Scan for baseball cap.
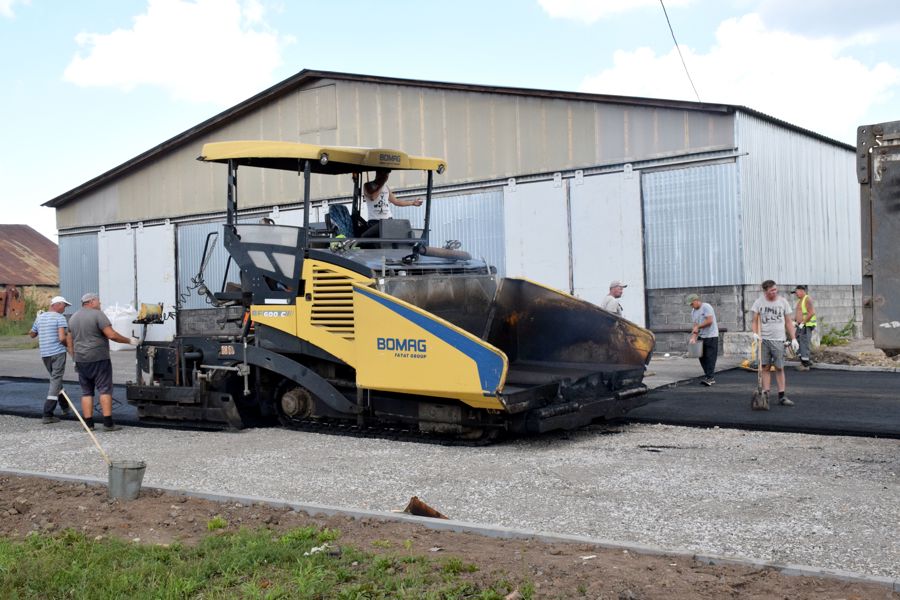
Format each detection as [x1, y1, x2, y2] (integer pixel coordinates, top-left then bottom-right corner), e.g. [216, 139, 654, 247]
[792, 285, 807, 292]
[50, 295, 71, 306]
[609, 280, 627, 289]
[686, 293, 700, 304]
[81, 292, 99, 303]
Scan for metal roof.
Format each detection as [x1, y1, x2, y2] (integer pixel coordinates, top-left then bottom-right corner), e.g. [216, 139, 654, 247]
[43, 69, 855, 209]
[0, 225, 59, 286]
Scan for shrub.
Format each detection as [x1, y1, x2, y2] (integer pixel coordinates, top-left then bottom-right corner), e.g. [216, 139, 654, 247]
[819, 319, 855, 346]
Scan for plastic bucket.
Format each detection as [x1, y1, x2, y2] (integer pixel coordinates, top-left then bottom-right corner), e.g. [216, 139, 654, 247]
[687, 341, 703, 358]
[108, 460, 146, 500]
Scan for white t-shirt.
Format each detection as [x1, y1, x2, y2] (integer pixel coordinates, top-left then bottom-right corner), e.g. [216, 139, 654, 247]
[600, 294, 622, 316]
[750, 295, 792, 341]
[364, 184, 392, 220]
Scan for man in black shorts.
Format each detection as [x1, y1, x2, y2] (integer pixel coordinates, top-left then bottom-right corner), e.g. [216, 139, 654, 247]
[68, 293, 136, 431]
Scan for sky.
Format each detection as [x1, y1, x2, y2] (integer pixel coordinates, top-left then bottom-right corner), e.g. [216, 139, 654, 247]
[2, 0, 898, 243]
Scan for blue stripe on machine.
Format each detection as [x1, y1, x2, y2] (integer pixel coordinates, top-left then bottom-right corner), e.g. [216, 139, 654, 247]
[356, 286, 504, 394]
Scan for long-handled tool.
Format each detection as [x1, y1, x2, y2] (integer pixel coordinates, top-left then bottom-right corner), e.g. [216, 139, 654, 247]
[59, 390, 146, 500]
[750, 337, 769, 411]
[59, 390, 111, 466]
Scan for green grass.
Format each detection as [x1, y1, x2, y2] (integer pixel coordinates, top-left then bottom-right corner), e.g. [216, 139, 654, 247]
[206, 515, 228, 531]
[0, 526, 530, 599]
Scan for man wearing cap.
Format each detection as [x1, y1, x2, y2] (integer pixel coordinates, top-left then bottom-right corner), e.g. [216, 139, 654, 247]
[68, 293, 136, 431]
[600, 280, 627, 316]
[792, 285, 816, 370]
[29, 296, 74, 423]
[688, 293, 719, 385]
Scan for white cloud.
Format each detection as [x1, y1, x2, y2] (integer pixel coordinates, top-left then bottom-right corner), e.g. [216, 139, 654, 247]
[63, 0, 294, 106]
[0, 0, 29, 18]
[579, 14, 900, 143]
[537, 0, 692, 24]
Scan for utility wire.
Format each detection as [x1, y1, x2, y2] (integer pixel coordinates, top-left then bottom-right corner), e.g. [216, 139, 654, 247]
[659, 0, 701, 103]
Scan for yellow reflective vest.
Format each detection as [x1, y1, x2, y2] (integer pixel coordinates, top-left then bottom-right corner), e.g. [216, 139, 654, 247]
[800, 295, 817, 327]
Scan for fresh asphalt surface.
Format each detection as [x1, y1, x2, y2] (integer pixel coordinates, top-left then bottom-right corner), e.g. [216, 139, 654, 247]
[2, 368, 898, 438]
[628, 367, 900, 438]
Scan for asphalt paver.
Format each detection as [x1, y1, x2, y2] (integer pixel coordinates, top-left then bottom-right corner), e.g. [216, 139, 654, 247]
[2, 366, 898, 438]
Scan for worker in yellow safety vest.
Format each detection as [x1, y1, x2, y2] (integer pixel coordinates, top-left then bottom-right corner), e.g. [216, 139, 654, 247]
[792, 285, 816, 370]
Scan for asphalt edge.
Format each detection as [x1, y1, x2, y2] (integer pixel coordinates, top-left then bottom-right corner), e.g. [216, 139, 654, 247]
[2, 468, 896, 592]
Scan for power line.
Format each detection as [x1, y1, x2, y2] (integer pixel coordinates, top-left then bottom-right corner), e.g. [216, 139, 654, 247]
[659, 0, 701, 103]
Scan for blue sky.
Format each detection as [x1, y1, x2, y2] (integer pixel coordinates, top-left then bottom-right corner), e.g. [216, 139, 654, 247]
[2, 0, 899, 242]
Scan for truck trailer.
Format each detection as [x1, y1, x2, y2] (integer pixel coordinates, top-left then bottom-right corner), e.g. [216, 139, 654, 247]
[858, 121, 900, 356]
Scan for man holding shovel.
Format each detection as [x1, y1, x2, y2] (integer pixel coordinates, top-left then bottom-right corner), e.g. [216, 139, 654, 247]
[750, 280, 800, 407]
[68, 293, 137, 431]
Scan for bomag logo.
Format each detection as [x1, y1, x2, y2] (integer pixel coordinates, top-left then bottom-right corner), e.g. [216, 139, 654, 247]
[376, 337, 427, 359]
[378, 153, 402, 164]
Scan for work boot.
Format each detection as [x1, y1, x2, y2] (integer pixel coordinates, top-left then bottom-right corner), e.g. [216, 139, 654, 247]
[779, 396, 795, 406]
[42, 416, 60, 424]
[102, 424, 122, 432]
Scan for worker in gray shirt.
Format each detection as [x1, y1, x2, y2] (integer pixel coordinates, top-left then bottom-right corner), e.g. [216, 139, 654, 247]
[68, 293, 136, 431]
[688, 293, 719, 386]
[600, 280, 626, 316]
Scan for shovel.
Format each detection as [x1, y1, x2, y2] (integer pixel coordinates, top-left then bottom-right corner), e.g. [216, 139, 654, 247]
[59, 390, 111, 466]
[750, 337, 769, 411]
[59, 390, 146, 500]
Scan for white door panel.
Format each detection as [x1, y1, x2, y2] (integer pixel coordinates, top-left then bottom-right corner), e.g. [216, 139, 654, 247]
[136, 224, 177, 342]
[570, 172, 646, 326]
[502, 180, 570, 292]
[98, 228, 136, 311]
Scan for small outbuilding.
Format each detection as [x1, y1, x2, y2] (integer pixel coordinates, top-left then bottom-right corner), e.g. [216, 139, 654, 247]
[0, 224, 60, 319]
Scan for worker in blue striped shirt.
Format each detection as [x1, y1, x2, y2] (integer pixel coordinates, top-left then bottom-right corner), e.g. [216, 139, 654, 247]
[29, 296, 74, 424]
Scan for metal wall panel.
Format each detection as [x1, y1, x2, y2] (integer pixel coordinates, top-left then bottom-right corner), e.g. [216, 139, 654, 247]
[57, 79, 735, 230]
[736, 111, 859, 285]
[98, 227, 136, 309]
[501, 181, 570, 290]
[135, 224, 176, 341]
[643, 162, 742, 288]
[571, 172, 646, 326]
[392, 189, 506, 277]
[58, 233, 98, 315]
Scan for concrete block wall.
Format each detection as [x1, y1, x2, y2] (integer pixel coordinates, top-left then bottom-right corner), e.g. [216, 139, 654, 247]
[647, 284, 861, 355]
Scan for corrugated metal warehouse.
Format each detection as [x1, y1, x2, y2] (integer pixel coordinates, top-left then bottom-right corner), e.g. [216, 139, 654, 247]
[44, 70, 860, 350]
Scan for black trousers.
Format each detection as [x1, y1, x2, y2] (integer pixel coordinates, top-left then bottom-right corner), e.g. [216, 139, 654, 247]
[698, 336, 719, 378]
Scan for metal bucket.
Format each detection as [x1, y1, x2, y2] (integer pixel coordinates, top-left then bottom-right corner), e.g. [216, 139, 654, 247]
[108, 460, 146, 500]
[687, 341, 703, 358]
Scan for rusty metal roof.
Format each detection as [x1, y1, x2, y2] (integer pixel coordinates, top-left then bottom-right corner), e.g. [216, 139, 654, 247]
[0, 225, 59, 286]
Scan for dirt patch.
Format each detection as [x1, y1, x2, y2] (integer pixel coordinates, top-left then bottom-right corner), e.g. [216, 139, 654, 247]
[812, 338, 900, 368]
[1, 474, 894, 599]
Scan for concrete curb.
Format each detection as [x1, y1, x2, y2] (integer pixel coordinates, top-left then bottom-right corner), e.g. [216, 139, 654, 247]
[2, 468, 897, 592]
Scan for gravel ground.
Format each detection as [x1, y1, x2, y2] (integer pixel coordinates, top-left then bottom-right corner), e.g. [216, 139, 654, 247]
[2, 414, 897, 579]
